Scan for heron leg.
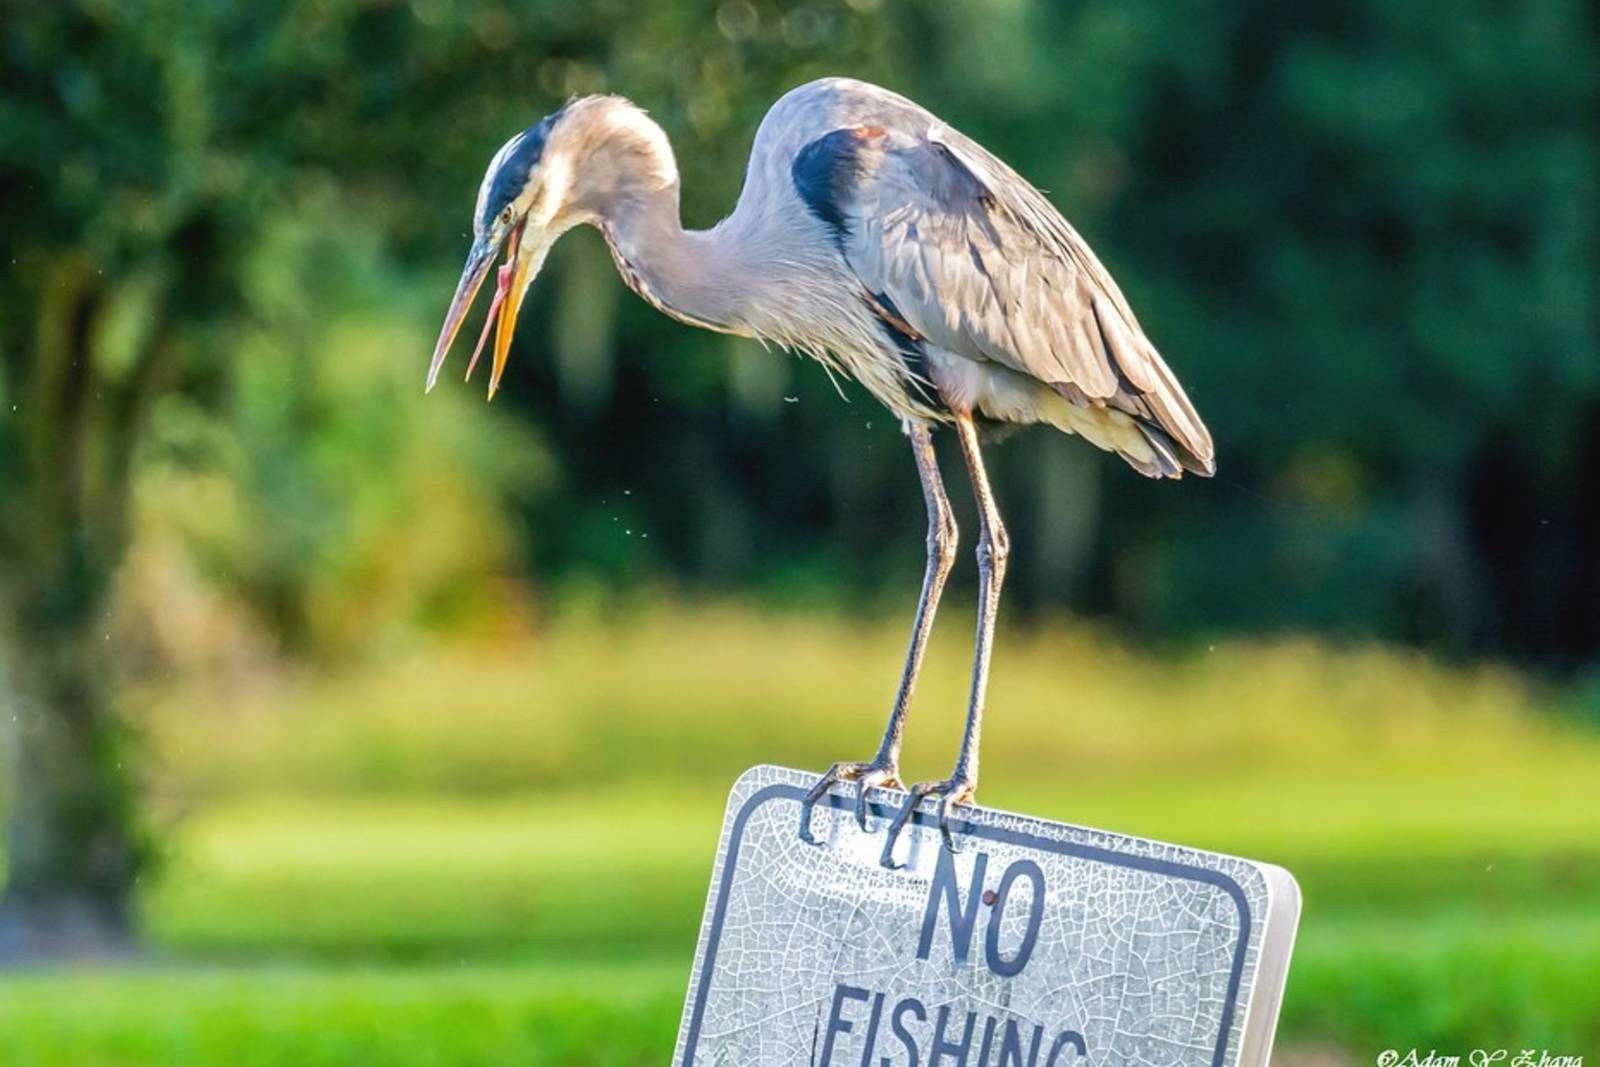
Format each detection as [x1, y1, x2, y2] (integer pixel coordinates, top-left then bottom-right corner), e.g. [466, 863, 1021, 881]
[800, 421, 958, 846]
[882, 412, 1007, 869]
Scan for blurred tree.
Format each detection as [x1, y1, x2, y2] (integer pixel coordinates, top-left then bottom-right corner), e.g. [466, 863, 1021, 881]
[1078, 0, 1599, 652]
[0, 0, 893, 953]
[127, 199, 553, 668]
[0, 2, 225, 954]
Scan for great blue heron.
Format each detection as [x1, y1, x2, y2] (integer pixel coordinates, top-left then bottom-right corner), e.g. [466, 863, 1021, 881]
[428, 78, 1214, 868]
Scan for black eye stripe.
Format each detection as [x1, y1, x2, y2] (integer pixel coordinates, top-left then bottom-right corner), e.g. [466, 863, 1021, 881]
[478, 103, 569, 233]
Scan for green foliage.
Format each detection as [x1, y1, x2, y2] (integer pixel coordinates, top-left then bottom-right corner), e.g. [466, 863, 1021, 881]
[0, 0, 903, 946]
[129, 199, 553, 662]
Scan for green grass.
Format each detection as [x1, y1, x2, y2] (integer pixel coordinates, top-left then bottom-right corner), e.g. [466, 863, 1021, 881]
[145, 794, 719, 960]
[127, 787, 1599, 1057]
[4, 602, 1598, 1063]
[1286, 913, 1600, 1048]
[143, 785, 1600, 961]
[140, 601, 1591, 803]
[3, 930, 1595, 1067]
[0, 963, 684, 1067]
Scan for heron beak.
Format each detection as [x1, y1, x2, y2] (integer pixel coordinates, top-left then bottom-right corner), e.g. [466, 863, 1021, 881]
[487, 227, 538, 400]
[426, 234, 501, 392]
[428, 219, 551, 400]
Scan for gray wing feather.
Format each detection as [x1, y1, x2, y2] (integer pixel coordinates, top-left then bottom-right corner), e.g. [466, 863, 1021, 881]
[827, 118, 1215, 475]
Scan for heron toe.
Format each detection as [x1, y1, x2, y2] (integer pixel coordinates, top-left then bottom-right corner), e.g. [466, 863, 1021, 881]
[798, 759, 902, 845]
[880, 774, 977, 869]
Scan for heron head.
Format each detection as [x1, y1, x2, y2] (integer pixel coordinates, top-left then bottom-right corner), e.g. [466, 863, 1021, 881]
[427, 96, 676, 398]
[426, 104, 568, 397]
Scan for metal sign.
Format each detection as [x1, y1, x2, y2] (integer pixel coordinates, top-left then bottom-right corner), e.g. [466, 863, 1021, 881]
[673, 766, 1300, 1067]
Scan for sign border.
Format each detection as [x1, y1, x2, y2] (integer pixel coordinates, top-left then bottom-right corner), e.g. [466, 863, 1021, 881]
[680, 782, 1254, 1067]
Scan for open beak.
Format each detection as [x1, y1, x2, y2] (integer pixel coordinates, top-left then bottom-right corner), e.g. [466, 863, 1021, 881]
[426, 220, 535, 399]
[485, 225, 537, 399]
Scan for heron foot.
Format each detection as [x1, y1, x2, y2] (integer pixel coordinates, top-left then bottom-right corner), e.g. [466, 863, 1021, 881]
[798, 759, 902, 845]
[880, 774, 976, 870]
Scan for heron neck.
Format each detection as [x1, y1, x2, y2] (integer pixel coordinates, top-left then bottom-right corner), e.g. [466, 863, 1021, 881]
[597, 184, 756, 337]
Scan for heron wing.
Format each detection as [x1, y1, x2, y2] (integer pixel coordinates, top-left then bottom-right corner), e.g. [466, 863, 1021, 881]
[798, 122, 1214, 476]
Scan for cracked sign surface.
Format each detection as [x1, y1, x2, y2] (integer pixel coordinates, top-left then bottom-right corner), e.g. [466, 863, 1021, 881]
[673, 766, 1299, 1067]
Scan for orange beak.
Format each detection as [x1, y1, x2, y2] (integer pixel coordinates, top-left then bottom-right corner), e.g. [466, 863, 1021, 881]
[487, 226, 536, 400]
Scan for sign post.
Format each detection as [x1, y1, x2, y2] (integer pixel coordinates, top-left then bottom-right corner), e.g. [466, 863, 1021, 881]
[674, 766, 1300, 1067]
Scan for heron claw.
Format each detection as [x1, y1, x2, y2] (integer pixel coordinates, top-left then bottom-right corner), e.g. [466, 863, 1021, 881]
[798, 760, 901, 845]
[853, 779, 874, 832]
[880, 774, 976, 869]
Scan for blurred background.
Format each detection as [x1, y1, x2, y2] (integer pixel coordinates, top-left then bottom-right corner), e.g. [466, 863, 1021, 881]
[1, 0, 1596, 1063]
